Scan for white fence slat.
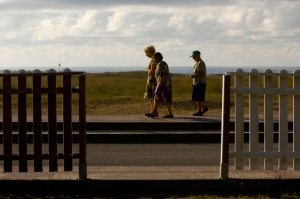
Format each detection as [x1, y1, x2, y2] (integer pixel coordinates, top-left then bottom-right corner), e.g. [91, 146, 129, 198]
[230, 88, 300, 95]
[249, 69, 259, 170]
[226, 71, 300, 77]
[230, 151, 300, 159]
[234, 69, 244, 170]
[293, 70, 300, 169]
[279, 70, 288, 170]
[264, 69, 274, 170]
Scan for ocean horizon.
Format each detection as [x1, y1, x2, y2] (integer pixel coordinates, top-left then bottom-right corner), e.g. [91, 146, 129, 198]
[1, 66, 299, 75]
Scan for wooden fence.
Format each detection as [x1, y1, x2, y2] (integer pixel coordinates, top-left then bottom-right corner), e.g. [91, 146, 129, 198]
[0, 69, 87, 179]
[220, 69, 300, 179]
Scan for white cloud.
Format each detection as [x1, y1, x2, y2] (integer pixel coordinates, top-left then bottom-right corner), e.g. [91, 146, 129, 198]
[168, 15, 186, 30]
[106, 12, 126, 32]
[145, 19, 157, 29]
[226, 29, 244, 37]
[217, 7, 244, 26]
[73, 10, 98, 34]
[197, 14, 215, 24]
[245, 8, 263, 26]
[0, 0, 299, 68]
[33, 15, 72, 40]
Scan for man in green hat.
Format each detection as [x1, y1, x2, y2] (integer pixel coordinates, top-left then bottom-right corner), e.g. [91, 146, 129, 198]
[190, 50, 209, 116]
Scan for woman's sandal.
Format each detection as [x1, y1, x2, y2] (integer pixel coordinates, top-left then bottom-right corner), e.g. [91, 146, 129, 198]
[145, 112, 158, 117]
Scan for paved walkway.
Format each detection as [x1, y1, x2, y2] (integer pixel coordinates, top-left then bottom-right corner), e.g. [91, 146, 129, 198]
[1, 165, 300, 180]
[0, 114, 298, 181]
[0, 114, 224, 123]
[0, 115, 299, 195]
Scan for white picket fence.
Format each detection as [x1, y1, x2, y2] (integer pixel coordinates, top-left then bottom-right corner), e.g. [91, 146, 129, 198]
[220, 68, 300, 179]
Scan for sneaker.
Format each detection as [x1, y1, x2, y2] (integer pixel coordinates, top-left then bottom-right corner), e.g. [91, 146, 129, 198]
[163, 114, 174, 118]
[145, 113, 156, 117]
[193, 107, 209, 116]
[145, 112, 158, 117]
[201, 106, 209, 115]
[193, 112, 202, 116]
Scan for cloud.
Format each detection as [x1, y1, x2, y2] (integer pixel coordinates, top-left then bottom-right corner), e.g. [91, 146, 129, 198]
[0, 0, 299, 67]
[106, 12, 126, 32]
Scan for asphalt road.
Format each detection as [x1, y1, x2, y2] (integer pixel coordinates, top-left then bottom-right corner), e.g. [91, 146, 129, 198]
[3, 143, 221, 167]
[85, 143, 221, 166]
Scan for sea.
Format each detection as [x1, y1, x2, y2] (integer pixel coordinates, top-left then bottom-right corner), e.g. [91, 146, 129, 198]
[2, 66, 299, 75]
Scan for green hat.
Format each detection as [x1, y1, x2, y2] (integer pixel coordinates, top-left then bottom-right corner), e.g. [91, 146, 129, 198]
[190, 50, 201, 57]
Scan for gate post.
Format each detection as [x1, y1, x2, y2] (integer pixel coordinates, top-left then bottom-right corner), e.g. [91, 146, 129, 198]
[79, 74, 87, 179]
[220, 75, 231, 179]
[33, 69, 43, 172]
[294, 70, 300, 169]
[3, 70, 12, 172]
[18, 70, 28, 172]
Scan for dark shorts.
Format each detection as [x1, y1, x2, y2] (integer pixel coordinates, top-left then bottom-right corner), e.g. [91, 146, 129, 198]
[192, 83, 206, 102]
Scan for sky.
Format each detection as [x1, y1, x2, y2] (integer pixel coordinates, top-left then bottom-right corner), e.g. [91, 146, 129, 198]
[0, 0, 300, 69]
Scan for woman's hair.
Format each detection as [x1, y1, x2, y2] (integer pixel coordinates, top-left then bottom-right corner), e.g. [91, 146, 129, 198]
[144, 45, 156, 54]
[153, 52, 163, 60]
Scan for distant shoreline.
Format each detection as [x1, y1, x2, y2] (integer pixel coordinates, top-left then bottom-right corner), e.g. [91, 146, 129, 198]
[1, 66, 299, 75]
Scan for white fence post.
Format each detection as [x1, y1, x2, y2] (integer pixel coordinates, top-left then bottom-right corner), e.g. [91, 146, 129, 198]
[264, 69, 274, 170]
[249, 69, 259, 170]
[235, 69, 244, 170]
[293, 70, 300, 169]
[279, 69, 288, 170]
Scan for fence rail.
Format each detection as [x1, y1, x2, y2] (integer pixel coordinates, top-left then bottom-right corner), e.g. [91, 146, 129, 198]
[220, 69, 300, 179]
[0, 69, 87, 179]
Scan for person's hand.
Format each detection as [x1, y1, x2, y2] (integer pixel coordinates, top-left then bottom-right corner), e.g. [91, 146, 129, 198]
[190, 72, 196, 78]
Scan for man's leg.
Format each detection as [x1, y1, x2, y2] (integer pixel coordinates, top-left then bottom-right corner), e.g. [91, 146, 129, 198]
[197, 101, 202, 113]
[165, 103, 173, 116]
[199, 101, 209, 114]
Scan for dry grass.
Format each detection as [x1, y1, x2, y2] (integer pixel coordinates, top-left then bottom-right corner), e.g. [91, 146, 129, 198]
[82, 72, 224, 115]
[0, 71, 295, 116]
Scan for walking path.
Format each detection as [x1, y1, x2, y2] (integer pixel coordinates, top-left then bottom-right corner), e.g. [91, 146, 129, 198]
[0, 114, 299, 195]
[1, 165, 300, 180]
[0, 114, 298, 180]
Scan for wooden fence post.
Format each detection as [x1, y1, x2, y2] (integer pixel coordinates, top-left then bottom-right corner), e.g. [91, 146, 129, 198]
[3, 70, 12, 172]
[33, 69, 43, 172]
[220, 74, 230, 179]
[249, 69, 259, 170]
[293, 70, 300, 169]
[279, 69, 288, 170]
[235, 69, 244, 170]
[18, 70, 28, 172]
[48, 69, 58, 171]
[264, 69, 274, 170]
[63, 69, 73, 171]
[79, 74, 87, 179]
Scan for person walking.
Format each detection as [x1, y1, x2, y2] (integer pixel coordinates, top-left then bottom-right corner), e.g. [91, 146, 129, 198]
[143, 45, 157, 114]
[190, 50, 209, 116]
[145, 52, 173, 118]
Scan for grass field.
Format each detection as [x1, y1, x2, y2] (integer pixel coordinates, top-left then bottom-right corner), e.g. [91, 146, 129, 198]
[83, 71, 224, 115]
[82, 71, 293, 116]
[0, 70, 294, 116]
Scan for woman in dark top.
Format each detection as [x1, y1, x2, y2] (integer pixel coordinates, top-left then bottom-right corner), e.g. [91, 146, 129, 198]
[145, 52, 173, 118]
